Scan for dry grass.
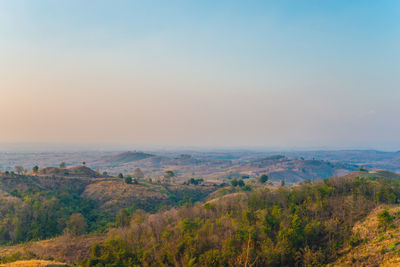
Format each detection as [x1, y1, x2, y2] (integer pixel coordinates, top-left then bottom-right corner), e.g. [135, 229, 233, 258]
[81, 178, 168, 211]
[0, 234, 105, 264]
[0, 260, 67, 267]
[328, 205, 400, 267]
[81, 178, 217, 213]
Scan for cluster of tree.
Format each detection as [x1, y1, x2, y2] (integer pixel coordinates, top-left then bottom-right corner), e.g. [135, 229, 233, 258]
[230, 179, 252, 192]
[119, 168, 144, 183]
[0, 170, 219, 246]
[124, 176, 138, 185]
[377, 208, 395, 231]
[0, 188, 110, 245]
[185, 178, 204, 185]
[85, 174, 400, 266]
[230, 178, 245, 187]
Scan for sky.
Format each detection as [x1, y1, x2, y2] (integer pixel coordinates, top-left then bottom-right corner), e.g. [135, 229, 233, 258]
[0, 0, 399, 150]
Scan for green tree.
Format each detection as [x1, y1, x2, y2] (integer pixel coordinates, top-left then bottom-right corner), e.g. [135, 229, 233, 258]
[32, 165, 39, 173]
[259, 174, 269, 183]
[125, 176, 132, 184]
[188, 178, 204, 185]
[118, 173, 124, 179]
[377, 209, 394, 231]
[231, 179, 238, 187]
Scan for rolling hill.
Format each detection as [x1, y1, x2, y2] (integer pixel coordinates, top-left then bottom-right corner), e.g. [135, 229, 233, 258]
[0, 166, 219, 249]
[2, 169, 400, 266]
[92, 153, 358, 184]
[102, 151, 154, 163]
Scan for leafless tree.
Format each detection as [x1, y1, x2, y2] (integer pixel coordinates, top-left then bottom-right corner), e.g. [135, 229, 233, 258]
[14, 166, 24, 175]
[133, 168, 144, 179]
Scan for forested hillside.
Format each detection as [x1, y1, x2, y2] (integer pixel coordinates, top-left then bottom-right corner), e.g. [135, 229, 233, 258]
[0, 169, 217, 246]
[2, 170, 400, 266]
[84, 171, 400, 266]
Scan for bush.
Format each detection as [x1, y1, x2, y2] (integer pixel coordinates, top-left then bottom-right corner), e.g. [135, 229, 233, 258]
[125, 176, 132, 184]
[242, 185, 252, 191]
[349, 231, 363, 247]
[377, 209, 394, 231]
[259, 174, 269, 183]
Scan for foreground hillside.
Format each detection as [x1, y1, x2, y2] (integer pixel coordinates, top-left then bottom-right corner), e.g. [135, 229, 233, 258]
[0, 168, 218, 246]
[2, 170, 400, 266]
[83, 170, 400, 266]
[329, 205, 400, 266]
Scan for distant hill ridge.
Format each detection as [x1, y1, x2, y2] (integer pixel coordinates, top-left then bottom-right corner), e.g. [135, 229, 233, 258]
[104, 151, 154, 163]
[36, 165, 100, 178]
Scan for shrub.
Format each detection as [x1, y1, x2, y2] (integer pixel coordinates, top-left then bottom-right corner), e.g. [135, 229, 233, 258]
[377, 209, 394, 231]
[125, 176, 132, 184]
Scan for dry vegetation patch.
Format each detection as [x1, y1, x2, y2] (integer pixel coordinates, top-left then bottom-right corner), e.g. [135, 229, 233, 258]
[81, 179, 168, 211]
[329, 205, 400, 266]
[0, 260, 67, 267]
[0, 234, 105, 264]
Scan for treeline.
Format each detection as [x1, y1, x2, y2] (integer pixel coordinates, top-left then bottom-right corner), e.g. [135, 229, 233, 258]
[85, 174, 400, 266]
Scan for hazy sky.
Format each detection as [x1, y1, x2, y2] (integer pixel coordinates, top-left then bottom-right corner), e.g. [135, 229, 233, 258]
[0, 1, 399, 150]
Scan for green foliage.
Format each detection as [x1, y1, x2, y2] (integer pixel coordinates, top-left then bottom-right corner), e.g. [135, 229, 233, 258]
[349, 231, 363, 247]
[259, 174, 269, 183]
[187, 178, 204, 185]
[124, 176, 132, 184]
[118, 173, 124, 179]
[377, 209, 395, 231]
[0, 187, 110, 245]
[32, 166, 39, 173]
[84, 174, 400, 266]
[86, 238, 140, 266]
[242, 185, 252, 191]
[231, 179, 245, 187]
[0, 252, 32, 264]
